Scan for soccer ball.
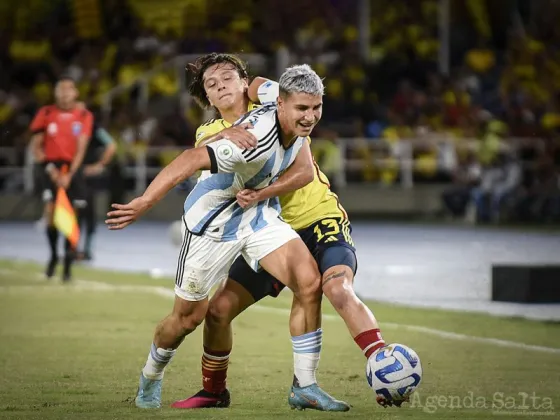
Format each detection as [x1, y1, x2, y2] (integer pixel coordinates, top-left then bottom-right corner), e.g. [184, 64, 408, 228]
[168, 220, 184, 247]
[366, 343, 422, 406]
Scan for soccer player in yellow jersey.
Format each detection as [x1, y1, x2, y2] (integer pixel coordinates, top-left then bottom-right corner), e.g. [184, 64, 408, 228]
[173, 54, 388, 410]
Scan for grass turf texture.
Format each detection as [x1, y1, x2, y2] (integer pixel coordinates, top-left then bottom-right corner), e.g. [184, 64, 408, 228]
[0, 259, 559, 420]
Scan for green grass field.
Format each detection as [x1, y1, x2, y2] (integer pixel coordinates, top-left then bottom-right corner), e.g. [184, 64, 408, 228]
[0, 259, 559, 420]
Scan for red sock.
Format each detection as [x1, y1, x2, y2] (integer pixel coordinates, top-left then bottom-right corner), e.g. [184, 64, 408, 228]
[201, 346, 230, 394]
[354, 329, 385, 358]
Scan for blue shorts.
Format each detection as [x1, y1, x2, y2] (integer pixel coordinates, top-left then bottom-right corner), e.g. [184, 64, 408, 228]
[228, 217, 357, 301]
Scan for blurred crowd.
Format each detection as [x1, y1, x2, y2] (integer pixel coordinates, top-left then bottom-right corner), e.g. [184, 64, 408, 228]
[0, 0, 559, 222]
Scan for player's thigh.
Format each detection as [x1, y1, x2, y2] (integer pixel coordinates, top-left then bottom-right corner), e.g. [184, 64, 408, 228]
[319, 245, 357, 280]
[227, 255, 286, 302]
[243, 221, 320, 294]
[39, 165, 56, 207]
[298, 217, 357, 290]
[174, 223, 242, 302]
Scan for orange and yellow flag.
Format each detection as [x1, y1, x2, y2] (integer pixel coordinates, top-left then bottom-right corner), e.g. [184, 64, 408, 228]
[53, 168, 80, 249]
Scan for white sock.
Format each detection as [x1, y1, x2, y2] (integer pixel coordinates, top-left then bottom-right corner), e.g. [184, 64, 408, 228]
[291, 329, 322, 387]
[142, 343, 176, 380]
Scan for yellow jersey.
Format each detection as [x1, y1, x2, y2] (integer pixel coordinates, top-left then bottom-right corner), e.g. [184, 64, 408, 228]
[194, 103, 347, 231]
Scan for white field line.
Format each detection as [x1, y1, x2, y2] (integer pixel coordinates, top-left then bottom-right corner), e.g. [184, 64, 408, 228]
[1, 268, 559, 355]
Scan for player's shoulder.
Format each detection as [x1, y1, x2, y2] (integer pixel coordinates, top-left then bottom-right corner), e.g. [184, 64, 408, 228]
[196, 118, 227, 142]
[199, 117, 219, 128]
[38, 104, 56, 116]
[238, 106, 282, 162]
[79, 108, 93, 119]
[248, 101, 260, 111]
[239, 104, 277, 136]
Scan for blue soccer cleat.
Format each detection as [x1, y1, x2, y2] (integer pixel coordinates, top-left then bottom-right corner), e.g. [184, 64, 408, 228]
[289, 384, 350, 412]
[134, 372, 163, 409]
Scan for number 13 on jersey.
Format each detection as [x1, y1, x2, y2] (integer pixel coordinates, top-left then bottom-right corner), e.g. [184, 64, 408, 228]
[313, 218, 354, 246]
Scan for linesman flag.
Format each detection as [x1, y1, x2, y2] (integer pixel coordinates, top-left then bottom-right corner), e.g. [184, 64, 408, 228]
[53, 166, 80, 249]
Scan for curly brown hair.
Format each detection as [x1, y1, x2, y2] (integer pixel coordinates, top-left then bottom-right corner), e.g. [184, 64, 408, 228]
[186, 53, 249, 109]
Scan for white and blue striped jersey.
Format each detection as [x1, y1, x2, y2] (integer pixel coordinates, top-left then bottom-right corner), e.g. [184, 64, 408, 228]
[183, 104, 305, 241]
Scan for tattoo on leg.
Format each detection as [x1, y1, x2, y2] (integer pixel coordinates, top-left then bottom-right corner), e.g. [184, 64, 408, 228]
[322, 271, 345, 287]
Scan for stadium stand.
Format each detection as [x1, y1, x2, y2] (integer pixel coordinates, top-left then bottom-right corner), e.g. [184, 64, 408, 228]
[0, 0, 558, 223]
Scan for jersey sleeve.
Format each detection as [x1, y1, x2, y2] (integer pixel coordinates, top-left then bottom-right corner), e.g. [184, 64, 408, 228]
[195, 120, 225, 147]
[257, 80, 279, 105]
[29, 107, 48, 133]
[206, 139, 246, 174]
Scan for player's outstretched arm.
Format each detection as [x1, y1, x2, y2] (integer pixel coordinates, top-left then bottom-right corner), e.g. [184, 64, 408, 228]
[106, 147, 212, 230]
[196, 123, 256, 149]
[236, 141, 314, 208]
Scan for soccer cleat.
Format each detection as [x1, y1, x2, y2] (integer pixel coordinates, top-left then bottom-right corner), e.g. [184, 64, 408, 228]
[134, 372, 163, 409]
[289, 384, 350, 412]
[171, 389, 231, 409]
[45, 257, 58, 279]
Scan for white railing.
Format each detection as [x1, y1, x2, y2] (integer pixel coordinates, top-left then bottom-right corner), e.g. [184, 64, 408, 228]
[1, 137, 545, 195]
[106, 136, 545, 195]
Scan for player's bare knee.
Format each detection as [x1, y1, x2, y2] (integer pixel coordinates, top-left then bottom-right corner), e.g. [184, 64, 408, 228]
[206, 297, 234, 327]
[175, 311, 205, 333]
[322, 267, 355, 311]
[172, 298, 207, 333]
[294, 267, 322, 303]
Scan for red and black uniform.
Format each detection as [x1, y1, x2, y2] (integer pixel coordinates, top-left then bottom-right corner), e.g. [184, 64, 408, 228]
[30, 105, 93, 202]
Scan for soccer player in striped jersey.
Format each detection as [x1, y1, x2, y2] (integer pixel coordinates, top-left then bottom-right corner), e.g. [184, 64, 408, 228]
[175, 53, 387, 410]
[106, 63, 348, 411]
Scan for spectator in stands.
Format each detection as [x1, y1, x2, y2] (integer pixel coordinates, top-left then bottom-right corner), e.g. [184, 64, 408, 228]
[442, 150, 481, 219]
[311, 130, 343, 194]
[2, 0, 560, 230]
[515, 152, 560, 222]
[470, 151, 522, 223]
[464, 37, 496, 75]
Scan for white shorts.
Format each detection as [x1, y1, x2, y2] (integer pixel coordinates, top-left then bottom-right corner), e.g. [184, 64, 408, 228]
[174, 217, 299, 301]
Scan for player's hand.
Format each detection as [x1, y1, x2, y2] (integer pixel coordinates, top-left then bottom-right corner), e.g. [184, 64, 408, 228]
[57, 173, 72, 189]
[236, 189, 261, 208]
[46, 164, 59, 183]
[84, 163, 104, 177]
[106, 196, 151, 230]
[221, 123, 257, 150]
